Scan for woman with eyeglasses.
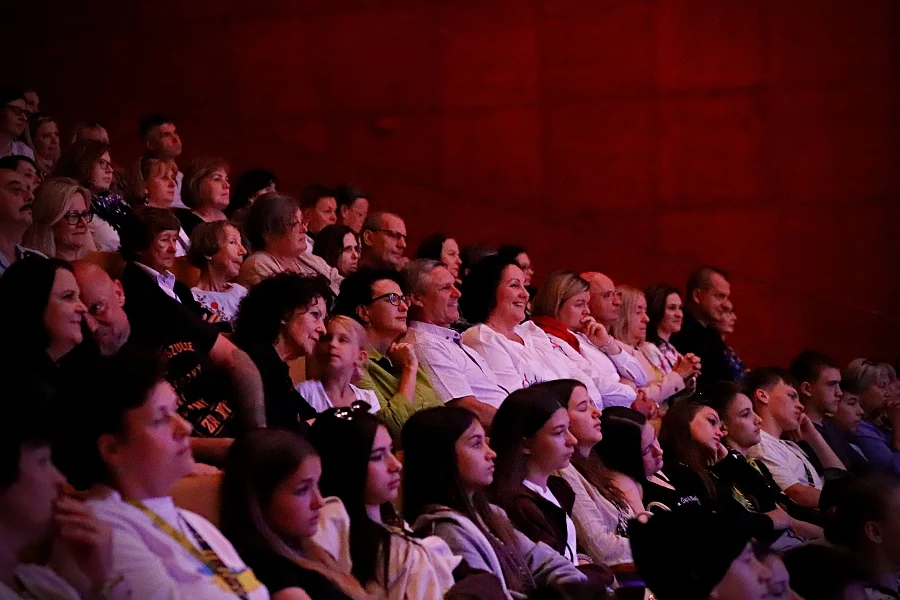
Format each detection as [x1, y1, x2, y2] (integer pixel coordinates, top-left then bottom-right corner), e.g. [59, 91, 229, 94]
[0, 88, 35, 160]
[55, 140, 126, 251]
[332, 269, 442, 439]
[309, 405, 459, 599]
[238, 193, 343, 295]
[24, 177, 98, 261]
[843, 358, 900, 476]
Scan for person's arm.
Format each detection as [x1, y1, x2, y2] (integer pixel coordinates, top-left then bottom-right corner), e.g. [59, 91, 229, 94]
[798, 415, 846, 471]
[516, 530, 586, 587]
[447, 396, 497, 429]
[855, 421, 900, 475]
[783, 483, 821, 508]
[790, 519, 823, 540]
[462, 329, 527, 393]
[207, 335, 266, 430]
[560, 468, 633, 566]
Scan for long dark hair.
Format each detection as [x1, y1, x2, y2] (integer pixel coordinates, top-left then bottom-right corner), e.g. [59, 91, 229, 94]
[459, 253, 518, 324]
[535, 380, 629, 511]
[313, 224, 358, 269]
[644, 283, 681, 346]
[488, 386, 562, 505]
[658, 400, 718, 499]
[220, 428, 371, 600]
[308, 408, 396, 589]
[595, 407, 650, 483]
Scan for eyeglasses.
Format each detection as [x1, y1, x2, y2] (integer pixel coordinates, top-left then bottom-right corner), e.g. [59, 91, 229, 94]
[4, 105, 33, 120]
[369, 228, 407, 244]
[61, 210, 94, 225]
[97, 158, 113, 171]
[367, 292, 409, 307]
[332, 401, 371, 421]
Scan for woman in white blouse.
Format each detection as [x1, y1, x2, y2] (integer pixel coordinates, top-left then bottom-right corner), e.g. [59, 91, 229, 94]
[459, 255, 603, 404]
[610, 285, 699, 404]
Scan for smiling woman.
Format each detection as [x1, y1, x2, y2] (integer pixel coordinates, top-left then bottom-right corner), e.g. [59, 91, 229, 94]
[24, 177, 97, 260]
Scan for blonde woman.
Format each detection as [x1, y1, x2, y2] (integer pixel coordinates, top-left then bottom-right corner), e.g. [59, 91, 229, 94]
[23, 176, 97, 260]
[131, 155, 189, 255]
[610, 285, 699, 404]
[298, 316, 381, 414]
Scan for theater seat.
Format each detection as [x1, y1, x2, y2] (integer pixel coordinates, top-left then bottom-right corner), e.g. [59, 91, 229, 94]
[172, 473, 223, 527]
[172, 257, 200, 288]
[84, 251, 125, 280]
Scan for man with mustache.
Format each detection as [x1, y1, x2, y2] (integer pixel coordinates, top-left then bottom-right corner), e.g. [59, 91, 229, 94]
[0, 164, 43, 276]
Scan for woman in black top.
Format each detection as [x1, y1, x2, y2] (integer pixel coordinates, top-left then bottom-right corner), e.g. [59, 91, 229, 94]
[220, 428, 372, 600]
[233, 273, 331, 431]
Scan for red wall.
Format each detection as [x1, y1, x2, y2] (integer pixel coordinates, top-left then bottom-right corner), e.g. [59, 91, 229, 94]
[9, 0, 900, 368]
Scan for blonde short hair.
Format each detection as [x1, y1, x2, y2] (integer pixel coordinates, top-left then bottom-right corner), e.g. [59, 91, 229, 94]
[531, 270, 590, 319]
[326, 315, 367, 350]
[23, 177, 92, 257]
[610, 285, 645, 343]
[130, 155, 177, 204]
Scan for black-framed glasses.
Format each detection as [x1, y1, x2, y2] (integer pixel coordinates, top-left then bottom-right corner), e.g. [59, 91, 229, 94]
[366, 292, 409, 307]
[4, 105, 33, 120]
[61, 210, 94, 225]
[332, 401, 371, 421]
[369, 228, 407, 244]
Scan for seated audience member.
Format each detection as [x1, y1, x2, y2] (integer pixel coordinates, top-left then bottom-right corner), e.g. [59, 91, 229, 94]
[541, 380, 635, 566]
[335, 183, 369, 234]
[643, 283, 695, 376]
[402, 407, 587, 599]
[0, 163, 42, 275]
[358, 212, 407, 271]
[782, 544, 868, 600]
[628, 507, 772, 600]
[24, 177, 96, 261]
[715, 303, 746, 383]
[313, 224, 360, 277]
[657, 400, 784, 546]
[703, 382, 823, 538]
[72, 262, 264, 457]
[70, 121, 110, 145]
[0, 396, 130, 600]
[416, 233, 462, 283]
[843, 358, 900, 475]
[310, 407, 460, 599]
[826, 473, 900, 599]
[55, 140, 124, 250]
[130, 154, 188, 254]
[532, 271, 648, 409]
[232, 273, 330, 431]
[301, 184, 338, 243]
[57, 352, 269, 600]
[832, 377, 870, 470]
[459, 256, 603, 406]
[220, 428, 373, 600]
[745, 367, 845, 508]
[298, 315, 380, 413]
[0, 88, 34, 159]
[404, 258, 504, 423]
[176, 156, 230, 236]
[332, 269, 442, 438]
[489, 386, 580, 563]
[460, 243, 495, 281]
[790, 350, 865, 473]
[670, 266, 736, 387]
[227, 168, 277, 220]
[139, 114, 184, 208]
[30, 114, 60, 178]
[189, 221, 248, 329]
[1, 154, 39, 192]
[497, 244, 535, 291]
[595, 407, 677, 515]
[610, 285, 698, 404]
[238, 193, 342, 294]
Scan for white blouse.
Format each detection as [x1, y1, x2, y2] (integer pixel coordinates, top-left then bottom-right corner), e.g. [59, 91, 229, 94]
[295, 380, 381, 414]
[191, 284, 249, 324]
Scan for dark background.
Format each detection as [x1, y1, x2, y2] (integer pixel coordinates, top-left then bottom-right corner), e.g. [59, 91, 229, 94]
[8, 0, 900, 368]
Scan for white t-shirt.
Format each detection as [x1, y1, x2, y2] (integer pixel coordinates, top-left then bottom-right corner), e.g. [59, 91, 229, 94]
[79, 491, 270, 600]
[191, 284, 248, 324]
[296, 379, 380, 413]
[522, 479, 578, 564]
[749, 430, 824, 491]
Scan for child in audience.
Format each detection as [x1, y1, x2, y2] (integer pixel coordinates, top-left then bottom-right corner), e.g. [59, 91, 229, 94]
[220, 428, 374, 600]
[844, 358, 900, 476]
[189, 221, 248, 329]
[57, 350, 270, 600]
[298, 315, 380, 413]
[24, 177, 97, 261]
[832, 377, 870, 470]
[402, 406, 586, 600]
[310, 406, 460, 599]
[488, 386, 579, 563]
[313, 224, 360, 277]
[177, 156, 230, 236]
[541, 380, 635, 566]
[0, 391, 130, 600]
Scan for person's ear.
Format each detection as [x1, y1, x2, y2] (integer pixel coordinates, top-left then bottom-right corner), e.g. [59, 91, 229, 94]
[754, 389, 769, 407]
[799, 381, 813, 399]
[362, 230, 373, 247]
[356, 305, 370, 327]
[113, 280, 126, 307]
[409, 292, 425, 310]
[522, 437, 533, 456]
[864, 520, 883, 545]
[97, 433, 124, 473]
[691, 288, 702, 305]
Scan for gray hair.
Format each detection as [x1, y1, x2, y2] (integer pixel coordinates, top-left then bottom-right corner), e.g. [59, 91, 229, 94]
[404, 258, 444, 297]
[844, 358, 889, 393]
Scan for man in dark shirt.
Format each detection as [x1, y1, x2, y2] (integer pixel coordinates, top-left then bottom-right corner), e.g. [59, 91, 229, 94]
[671, 266, 734, 388]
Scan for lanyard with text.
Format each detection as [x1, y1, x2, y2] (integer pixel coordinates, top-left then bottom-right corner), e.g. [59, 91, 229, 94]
[126, 499, 250, 600]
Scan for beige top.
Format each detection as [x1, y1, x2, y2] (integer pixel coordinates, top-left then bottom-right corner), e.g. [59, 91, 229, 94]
[238, 250, 343, 294]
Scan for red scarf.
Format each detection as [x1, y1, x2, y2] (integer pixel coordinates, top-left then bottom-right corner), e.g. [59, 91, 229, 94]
[532, 316, 580, 353]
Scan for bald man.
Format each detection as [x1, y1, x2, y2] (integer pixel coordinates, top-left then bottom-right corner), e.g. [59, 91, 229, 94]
[72, 261, 265, 448]
[359, 211, 408, 270]
[581, 271, 621, 330]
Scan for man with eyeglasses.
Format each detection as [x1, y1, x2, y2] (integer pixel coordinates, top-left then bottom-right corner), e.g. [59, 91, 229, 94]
[359, 211, 408, 271]
[0, 89, 35, 160]
[0, 164, 44, 276]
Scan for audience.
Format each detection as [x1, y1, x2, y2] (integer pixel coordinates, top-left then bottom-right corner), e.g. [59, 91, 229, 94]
[298, 315, 380, 413]
[310, 407, 459, 599]
[313, 224, 360, 277]
[404, 258, 504, 425]
[228, 168, 278, 219]
[177, 156, 230, 236]
[0, 163, 40, 275]
[843, 358, 900, 475]
[832, 376, 870, 471]
[402, 406, 587, 599]
[497, 244, 535, 290]
[188, 221, 248, 329]
[139, 114, 184, 208]
[232, 273, 331, 431]
[671, 266, 736, 386]
[2, 154, 39, 193]
[416, 233, 462, 283]
[714, 303, 746, 383]
[782, 544, 868, 600]
[359, 212, 407, 271]
[29, 113, 60, 177]
[332, 268, 442, 438]
[301, 184, 338, 243]
[643, 283, 694, 378]
[335, 184, 368, 234]
[23, 176, 96, 261]
[220, 428, 372, 600]
[0, 89, 34, 159]
[238, 193, 342, 294]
